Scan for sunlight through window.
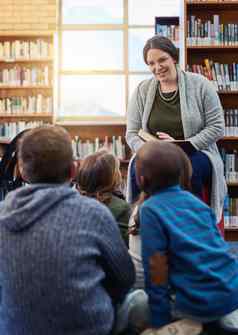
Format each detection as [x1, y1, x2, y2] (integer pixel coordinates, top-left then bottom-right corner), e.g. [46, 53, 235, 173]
[58, 0, 181, 122]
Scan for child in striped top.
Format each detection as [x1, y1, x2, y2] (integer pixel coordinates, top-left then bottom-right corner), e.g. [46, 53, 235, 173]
[136, 141, 238, 332]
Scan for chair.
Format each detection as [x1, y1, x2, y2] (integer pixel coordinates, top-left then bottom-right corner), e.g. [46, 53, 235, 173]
[0, 130, 28, 200]
[201, 185, 224, 237]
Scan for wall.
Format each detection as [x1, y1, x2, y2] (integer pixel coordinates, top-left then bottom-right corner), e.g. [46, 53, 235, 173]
[0, 0, 57, 33]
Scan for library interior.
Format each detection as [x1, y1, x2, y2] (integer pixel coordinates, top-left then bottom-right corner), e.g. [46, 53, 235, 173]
[0, 1, 238, 335]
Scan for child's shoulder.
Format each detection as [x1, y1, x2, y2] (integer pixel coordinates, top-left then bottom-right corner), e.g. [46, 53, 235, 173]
[110, 194, 131, 211]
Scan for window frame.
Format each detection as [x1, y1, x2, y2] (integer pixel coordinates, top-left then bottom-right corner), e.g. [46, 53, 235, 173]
[57, 0, 179, 124]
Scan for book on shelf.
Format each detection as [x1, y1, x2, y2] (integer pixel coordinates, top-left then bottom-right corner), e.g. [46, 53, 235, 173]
[138, 129, 197, 155]
[187, 60, 238, 92]
[186, 14, 238, 46]
[224, 109, 238, 136]
[0, 39, 52, 61]
[224, 195, 238, 229]
[71, 136, 126, 160]
[155, 16, 180, 49]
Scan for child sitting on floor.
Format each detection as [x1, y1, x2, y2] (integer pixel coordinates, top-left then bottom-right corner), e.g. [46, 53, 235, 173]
[76, 150, 131, 245]
[0, 126, 143, 335]
[135, 141, 238, 332]
[129, 146, 192, 289]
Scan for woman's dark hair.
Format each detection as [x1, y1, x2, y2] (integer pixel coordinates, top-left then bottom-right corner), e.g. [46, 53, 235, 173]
[143, 35, 179, 65]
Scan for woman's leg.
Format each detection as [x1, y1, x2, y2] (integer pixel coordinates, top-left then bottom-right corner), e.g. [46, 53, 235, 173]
[130, 158, 141, 203]
[188, 151, 212, 199]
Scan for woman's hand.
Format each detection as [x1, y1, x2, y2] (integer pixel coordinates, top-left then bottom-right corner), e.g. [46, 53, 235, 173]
[156, 132, 175, 141]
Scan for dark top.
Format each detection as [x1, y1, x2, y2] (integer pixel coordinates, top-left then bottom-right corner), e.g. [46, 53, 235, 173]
[148, 88, 184, 140]
[107, 194, 131, 247]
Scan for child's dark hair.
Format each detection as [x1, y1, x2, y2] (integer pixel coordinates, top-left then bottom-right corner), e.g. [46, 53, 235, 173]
[135, 141, 185, 195]
[76, 150, 121, 204]
[129, 142, 192, 235]
[18, 126, 73, 184]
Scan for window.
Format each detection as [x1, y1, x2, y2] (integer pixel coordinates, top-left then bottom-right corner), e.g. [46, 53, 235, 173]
[57, 0, 181, 123]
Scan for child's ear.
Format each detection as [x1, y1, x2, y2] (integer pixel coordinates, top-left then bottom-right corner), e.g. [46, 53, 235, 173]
[140, 175, 151, 194]
[17, 160, 28, 182]
[138, 175, 145, 191]
[69, 161, 78, 181]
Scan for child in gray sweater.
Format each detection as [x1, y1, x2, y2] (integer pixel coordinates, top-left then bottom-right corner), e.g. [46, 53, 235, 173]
[0, 126, 147, 335]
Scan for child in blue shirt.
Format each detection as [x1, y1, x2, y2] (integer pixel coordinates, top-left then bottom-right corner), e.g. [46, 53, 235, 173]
[136, 141, 238, 332]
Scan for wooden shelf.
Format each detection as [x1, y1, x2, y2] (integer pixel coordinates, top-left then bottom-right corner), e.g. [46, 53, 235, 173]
[0, 58, 53, 63]
[0, 86, 52, 89]
[221, 136, 238, 141]
[225, 227, 238, 231]
[0, 113, 52, 119]
[225, 228, 238, 241]
[218, 91, 238, 94]
[227, 182, 238, 187]
[187, 1, 238, 6]
[0, 32, 54, 37]
[187, 45, 238, 49]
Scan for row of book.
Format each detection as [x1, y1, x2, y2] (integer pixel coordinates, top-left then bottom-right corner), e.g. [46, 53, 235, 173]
[224, 109, 238, 137]
[0, 124, 127, 161]
[0, 95, 53, 115]
[187, 15, 238, 46]
[220, 150, 238, 183]
[0, 121, 49, 139]
[224, 196, 238, 229]
[187, 60, 238, 91]
[156, 24, 179, 46]
[0, 40, 52, 60]
[72, 136, 126, 160]
[0, 66, 50, 86]
[187, 1, 238, 2]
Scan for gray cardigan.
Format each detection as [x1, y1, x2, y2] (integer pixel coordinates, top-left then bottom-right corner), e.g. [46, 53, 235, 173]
[126, 67, 227, 221]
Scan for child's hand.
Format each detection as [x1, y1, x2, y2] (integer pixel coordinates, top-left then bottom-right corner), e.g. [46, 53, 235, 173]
[156, 132, 175, 141]
[140, 319, 202, 335]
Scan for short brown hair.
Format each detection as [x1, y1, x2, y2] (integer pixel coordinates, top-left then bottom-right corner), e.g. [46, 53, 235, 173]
[143, 35, 178, 65]
[76, 150, 121, 204]
[18, 126, 73, 183]
[136, 141, 186, 195]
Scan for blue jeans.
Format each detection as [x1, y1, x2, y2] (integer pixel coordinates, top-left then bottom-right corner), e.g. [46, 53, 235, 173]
[188, 151, 212, 199]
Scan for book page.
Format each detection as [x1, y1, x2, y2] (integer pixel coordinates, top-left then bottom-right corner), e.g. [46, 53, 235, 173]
[138, 129, 196, 155]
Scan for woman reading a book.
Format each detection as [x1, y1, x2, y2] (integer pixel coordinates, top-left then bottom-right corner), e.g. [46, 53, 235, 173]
[126, 35, 226, 223]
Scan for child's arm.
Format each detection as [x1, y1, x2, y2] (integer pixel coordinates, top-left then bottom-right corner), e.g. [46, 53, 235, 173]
[96, 206, 135, 301]
[140, 205, 172, 328]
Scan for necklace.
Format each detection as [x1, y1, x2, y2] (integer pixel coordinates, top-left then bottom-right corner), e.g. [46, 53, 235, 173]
[158, 83, 179, 102]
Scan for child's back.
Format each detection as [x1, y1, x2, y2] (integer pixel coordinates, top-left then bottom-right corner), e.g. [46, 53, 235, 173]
[140, 185, 238, 327]
[135, 141, 238, 331]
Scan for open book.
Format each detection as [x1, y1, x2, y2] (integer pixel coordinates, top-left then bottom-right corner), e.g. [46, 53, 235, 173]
[138, 129, 196, 155]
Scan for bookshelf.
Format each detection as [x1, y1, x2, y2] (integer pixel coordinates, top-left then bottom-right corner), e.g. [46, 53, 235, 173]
[0, 33, 54, 139]
[155, 16, 180, 48]
[61, 124, 130, 177]
[184, 0, 238, 240]
[155, 16, 184, 68]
